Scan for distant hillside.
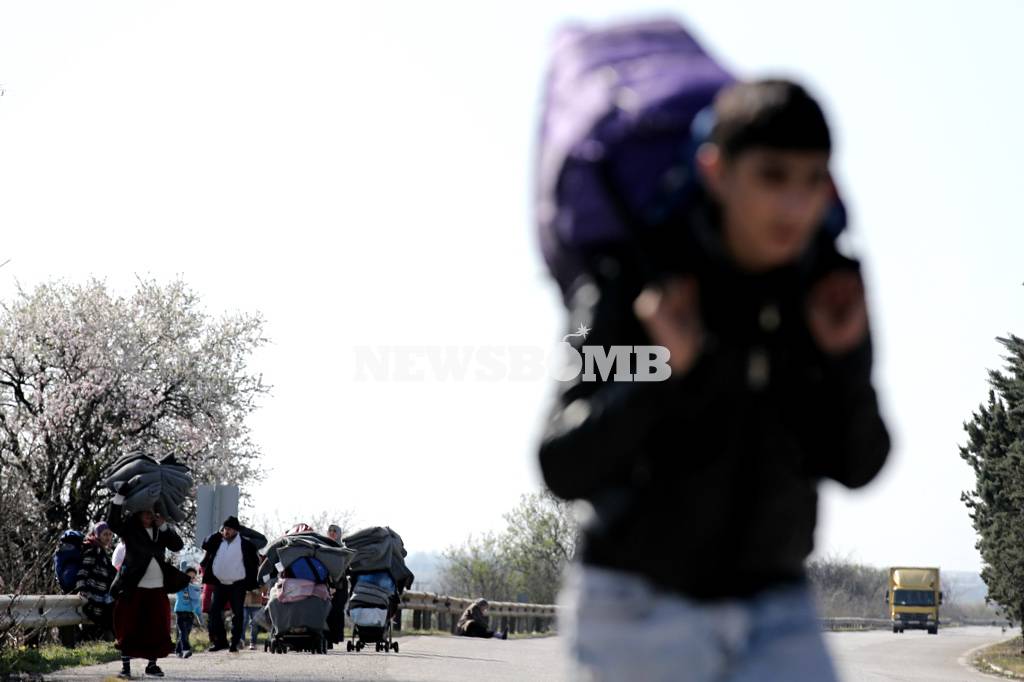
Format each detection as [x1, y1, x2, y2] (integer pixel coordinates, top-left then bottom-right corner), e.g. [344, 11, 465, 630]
[944, 570, 988, 603]
[405, 550, 444, 593]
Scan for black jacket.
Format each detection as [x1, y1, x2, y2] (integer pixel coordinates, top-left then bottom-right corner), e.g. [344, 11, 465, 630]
[106, 501, 186, 597]
[538, 205, 890, 600]
[200, 529, 265, 591]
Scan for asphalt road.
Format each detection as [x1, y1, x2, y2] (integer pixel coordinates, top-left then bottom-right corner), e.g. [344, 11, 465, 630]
[47, 627, 1013, 681]
[46, 635, 569, 682]
[826, 626, 1011, 682]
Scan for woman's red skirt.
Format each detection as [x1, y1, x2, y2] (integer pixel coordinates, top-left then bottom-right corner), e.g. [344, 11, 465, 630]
[113, 587, 173, 660]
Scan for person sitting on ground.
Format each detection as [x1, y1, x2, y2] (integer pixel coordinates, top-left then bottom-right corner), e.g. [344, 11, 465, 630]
[456, 599, 507, 639]
[73, 521, 116, 638]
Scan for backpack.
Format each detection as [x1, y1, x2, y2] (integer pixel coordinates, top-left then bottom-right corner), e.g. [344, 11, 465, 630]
[285, 556, 329, 584]
[54, 530, 85, 593]
[535, 19, 846, 301]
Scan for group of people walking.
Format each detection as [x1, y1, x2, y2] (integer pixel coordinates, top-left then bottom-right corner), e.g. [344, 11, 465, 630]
[62, 500, 346, 679]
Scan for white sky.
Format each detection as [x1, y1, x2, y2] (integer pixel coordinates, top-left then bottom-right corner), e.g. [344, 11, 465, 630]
[2, 1, 1022, 573]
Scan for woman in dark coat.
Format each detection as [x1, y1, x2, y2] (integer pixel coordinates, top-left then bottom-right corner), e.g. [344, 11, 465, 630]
[73, 521, 117, 636]
[456, 599, 507, 639]
[107, 495, 187, 679]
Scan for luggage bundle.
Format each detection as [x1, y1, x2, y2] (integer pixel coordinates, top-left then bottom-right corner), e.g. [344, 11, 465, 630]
[342, 526, 414, 591]
[103, 453, 194, 522]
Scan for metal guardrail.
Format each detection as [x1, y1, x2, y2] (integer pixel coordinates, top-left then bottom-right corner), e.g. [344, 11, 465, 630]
[818, 616, 1014, 631]
[400, 591, 557, 618]
[398, 591, 558, 635]
[3, 593, 1006, 637]
[1, 592, 559, 635]
[0, 595, 89, 629]
[819, 617, 890, 630]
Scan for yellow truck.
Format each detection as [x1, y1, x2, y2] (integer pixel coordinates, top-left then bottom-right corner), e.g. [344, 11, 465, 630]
[885, 567, 942, 634]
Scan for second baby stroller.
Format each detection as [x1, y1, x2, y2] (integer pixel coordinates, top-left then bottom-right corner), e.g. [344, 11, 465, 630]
[347, 571, 399, 653]
[342, 526, 415, 654]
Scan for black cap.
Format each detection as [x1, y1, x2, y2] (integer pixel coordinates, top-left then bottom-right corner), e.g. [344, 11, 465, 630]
[222, 516, 241, 531]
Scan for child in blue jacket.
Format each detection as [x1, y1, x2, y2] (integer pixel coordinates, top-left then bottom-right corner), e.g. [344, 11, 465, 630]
[174, 567, 203, 658]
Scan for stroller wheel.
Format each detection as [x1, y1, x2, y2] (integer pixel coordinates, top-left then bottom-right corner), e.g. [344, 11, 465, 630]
[347, 641, 354, 652]
[392, 641, 399, 653]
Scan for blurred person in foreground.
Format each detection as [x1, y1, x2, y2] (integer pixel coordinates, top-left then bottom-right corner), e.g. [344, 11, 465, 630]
[537, 29, 889, 681]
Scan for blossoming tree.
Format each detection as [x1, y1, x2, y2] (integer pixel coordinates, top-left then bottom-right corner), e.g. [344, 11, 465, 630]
[0, 278, 268, 591]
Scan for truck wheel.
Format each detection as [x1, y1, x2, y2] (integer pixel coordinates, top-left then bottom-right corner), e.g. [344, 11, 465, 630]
[892, 625, 898, 634]
[928, 626, 938, 635]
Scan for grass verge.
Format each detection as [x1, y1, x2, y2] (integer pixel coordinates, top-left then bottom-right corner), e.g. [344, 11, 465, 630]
[0, 629, 211, 678]
[973, 635, 1024, 678]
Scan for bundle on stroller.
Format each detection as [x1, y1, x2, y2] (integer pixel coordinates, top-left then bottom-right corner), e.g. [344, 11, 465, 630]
[257, 530, 354, 655]
[343, 526, 415, 653]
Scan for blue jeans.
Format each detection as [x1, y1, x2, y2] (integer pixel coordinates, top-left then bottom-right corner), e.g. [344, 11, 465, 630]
[242, 606, 261, 645]
[175, 613, 194, 655]
[559, 564, 837, 682]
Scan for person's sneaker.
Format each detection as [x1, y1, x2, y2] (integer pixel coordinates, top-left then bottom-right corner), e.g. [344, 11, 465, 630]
[175, 651, 183, 658]
[248, 643, 256, 651]
[117, 671, 131, 680]
[144, 663, 164, 677]
[208, 643, 227, 652]
[228, 643, 239, 653]
[183, 650, 193, 659]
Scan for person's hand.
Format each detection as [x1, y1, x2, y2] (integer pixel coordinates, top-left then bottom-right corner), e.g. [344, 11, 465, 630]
[634, 276, 704, 375]
[807, 270, 869, 356]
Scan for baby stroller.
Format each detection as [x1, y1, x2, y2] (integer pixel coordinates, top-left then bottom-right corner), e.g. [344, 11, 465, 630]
[347, 571, 400, 653]
[342, 526, 415, 654]
[258, 531, 354, 655]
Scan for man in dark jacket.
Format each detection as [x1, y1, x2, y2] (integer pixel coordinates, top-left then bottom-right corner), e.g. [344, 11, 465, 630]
[539, 79, 889, 681]
[200, 516, 267, 652]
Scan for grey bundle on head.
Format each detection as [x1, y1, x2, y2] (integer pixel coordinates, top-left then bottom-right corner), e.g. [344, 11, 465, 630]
[103, 452, 194, 523]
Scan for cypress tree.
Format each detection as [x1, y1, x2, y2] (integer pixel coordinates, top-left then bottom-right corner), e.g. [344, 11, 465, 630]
[961, 335, 1024, 645]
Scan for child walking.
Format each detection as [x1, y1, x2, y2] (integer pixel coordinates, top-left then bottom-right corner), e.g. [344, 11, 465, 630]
[174, 567, 203, 658]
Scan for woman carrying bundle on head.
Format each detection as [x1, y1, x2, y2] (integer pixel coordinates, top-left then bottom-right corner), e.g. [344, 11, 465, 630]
[106, 491, 190, 679]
